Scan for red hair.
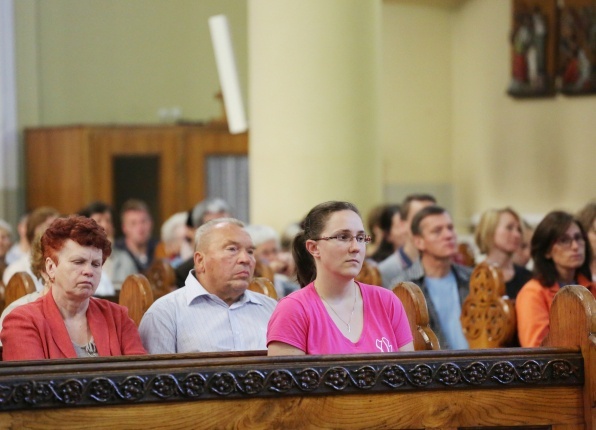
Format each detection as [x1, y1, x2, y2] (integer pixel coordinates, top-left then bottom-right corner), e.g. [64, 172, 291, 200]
[42, 215, 112, 264]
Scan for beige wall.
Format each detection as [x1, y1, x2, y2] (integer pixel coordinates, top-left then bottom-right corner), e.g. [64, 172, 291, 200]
[15, 0, 247, 127]
[381, 1, 454, 221]
[451, 0, 596, 227]
[13, 0, 596, 232]
[382, 0, 596, 231]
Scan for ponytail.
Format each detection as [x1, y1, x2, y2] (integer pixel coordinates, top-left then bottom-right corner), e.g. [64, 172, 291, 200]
[292, 231, 316, 287]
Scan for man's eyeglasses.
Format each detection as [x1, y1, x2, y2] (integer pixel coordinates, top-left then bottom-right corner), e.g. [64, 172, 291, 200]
[314, 233, 371, 244]
[555, 233, 585, 248]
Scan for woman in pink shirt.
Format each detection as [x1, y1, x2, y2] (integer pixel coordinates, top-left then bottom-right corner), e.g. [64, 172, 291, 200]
[267, 201, 414, 356]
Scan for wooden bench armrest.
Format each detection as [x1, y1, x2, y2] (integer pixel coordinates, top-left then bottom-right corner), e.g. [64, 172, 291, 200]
[248, 277, 278, 300]
[4, 272, 37, 307]
[119, 274, 154, 326]
[392, 281, 440, 351]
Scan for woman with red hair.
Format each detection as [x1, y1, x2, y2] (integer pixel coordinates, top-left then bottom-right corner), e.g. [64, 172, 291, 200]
[1, 215, 146, 360]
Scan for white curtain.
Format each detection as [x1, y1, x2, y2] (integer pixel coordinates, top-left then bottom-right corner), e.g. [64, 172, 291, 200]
[0, 0, 19, 222]
[206, 155, 249, 223]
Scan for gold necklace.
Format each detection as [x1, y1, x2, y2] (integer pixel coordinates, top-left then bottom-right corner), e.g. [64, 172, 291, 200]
[315, 282, 357, 333]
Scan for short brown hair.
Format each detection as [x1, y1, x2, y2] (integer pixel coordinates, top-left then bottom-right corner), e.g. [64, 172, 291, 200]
[120, 199, 150, 220]
[26, 207, 60, 244]
[411, 205, 448, 236]
[399, 194, 436, 221]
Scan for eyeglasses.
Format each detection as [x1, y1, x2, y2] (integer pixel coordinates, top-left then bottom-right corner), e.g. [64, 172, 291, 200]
[555, 233, 585, 248]
[314, 233, 371, 244]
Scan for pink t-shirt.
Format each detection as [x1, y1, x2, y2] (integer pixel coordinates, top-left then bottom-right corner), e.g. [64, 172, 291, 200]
[267, 282, 413, 354]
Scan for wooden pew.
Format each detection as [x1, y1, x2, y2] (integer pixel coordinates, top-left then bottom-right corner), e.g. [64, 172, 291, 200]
[355, 260, 382, 286]
[460, 262, 517, 348]
[253, 261, 275, 283]
[4, 272, 36, 308]
[456, 242, 476, 267]
[145, 258, 177, 300]
[393, 281, 440, 351]
[0, 285, 592, 429]
[247, 276, 278, 300]
[118, 274, 154, 327]
[121, 272, 277, 326]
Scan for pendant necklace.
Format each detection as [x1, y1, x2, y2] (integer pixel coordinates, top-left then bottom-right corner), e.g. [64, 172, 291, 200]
[316, 282, 357, 333]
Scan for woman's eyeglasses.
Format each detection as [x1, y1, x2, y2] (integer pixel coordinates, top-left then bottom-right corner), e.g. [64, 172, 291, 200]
[555, 233, 585, 248]
[314, 233, 371, 244]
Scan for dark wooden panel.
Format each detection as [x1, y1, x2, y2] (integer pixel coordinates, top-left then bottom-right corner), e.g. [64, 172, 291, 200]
[25, 125, 248, 228]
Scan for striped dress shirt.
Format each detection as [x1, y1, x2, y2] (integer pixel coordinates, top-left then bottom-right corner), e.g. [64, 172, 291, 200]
[139, 270, 277, 354]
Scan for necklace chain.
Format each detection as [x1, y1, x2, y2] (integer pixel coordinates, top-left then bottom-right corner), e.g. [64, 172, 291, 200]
[316, 282, 357, 333]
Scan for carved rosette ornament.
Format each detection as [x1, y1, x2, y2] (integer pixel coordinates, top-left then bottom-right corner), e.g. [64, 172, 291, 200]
[0, 355, 582, 411]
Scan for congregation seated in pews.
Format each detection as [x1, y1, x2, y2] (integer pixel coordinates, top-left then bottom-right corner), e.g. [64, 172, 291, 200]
[0, 197, 595, 427]
[0, 283, 592, 428]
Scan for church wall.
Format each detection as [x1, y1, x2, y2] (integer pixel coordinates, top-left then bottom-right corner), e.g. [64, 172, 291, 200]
[12, 0, 596, 233]
[14, 0, 247, 127]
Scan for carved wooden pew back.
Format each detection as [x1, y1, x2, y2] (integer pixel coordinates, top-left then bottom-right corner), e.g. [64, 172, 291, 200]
[247, 277, 278, 300]
[355, 260, 382, 286]
[4, 272, 36, 308]
[118, 274, 154, 327]
[392, 281, 440, 350]
[460, 262, 517, 348]
[0, 285, 592, 429]
[145, 258, 177, 300]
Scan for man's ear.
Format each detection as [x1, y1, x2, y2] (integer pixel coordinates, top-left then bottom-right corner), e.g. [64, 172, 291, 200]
[194, 251, 205, 273]
[412, 235, 425, 253]
[305, 239, 320, 259]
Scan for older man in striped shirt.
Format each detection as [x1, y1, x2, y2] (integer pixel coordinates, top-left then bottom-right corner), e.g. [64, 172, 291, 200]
[139, 218, 277, 353]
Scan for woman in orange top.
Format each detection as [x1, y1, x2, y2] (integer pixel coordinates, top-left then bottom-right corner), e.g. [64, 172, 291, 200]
[516, 211, 594, 347]
[1, 215, 146, 360]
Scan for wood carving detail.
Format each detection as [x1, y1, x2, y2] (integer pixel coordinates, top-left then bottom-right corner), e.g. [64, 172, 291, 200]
[461, 263, 517, 347]
[0, 357, 582, 411]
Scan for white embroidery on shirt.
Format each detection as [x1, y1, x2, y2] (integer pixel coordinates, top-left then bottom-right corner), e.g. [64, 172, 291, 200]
[375, 337, 393, 352]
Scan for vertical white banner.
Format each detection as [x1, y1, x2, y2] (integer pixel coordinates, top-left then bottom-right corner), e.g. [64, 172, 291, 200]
[209, 14, 248, 134]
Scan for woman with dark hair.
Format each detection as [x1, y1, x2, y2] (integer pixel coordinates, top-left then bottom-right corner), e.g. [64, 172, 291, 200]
[267, 201, 414, 356]
[516, 211, 595, 347]
[475, 207, 531, 299]
[367, 204, 402, 263]
[1, 215, 146, 360]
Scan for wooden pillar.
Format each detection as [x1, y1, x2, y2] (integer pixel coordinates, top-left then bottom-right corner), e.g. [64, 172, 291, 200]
[248, 0, 382, 231]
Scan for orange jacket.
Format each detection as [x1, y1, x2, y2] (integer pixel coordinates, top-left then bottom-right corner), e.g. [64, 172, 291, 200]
[1, 289, 146, 360]
[515, 274, 594, 347]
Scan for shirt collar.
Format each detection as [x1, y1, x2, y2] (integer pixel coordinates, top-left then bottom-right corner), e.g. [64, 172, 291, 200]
[183, 270, 268, 307]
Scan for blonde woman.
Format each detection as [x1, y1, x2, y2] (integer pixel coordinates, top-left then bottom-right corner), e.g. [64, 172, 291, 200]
[475, 207, 532, 299]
